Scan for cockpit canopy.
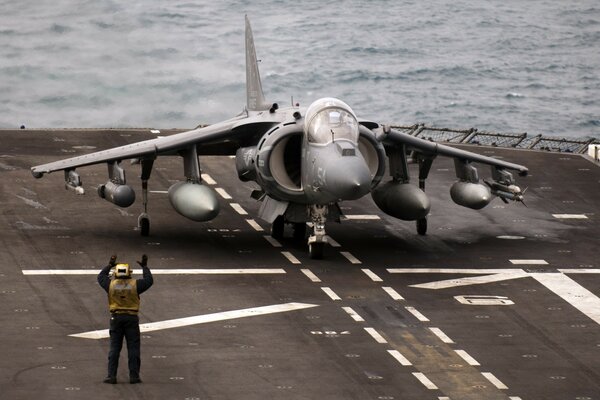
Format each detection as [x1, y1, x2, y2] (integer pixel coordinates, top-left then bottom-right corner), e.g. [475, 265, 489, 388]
[304, 98, 359, 144]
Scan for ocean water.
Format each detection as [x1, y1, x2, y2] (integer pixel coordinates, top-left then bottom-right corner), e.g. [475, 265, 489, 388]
[0, 0, 598, 138]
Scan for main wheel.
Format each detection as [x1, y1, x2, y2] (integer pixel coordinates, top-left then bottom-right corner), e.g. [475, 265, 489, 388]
[293, 222, 307, 241]
[416, 217, 427, 236]
[309, 242, 324, 259]
[271, 216, 284, 239]
[140, 217, 150, 237]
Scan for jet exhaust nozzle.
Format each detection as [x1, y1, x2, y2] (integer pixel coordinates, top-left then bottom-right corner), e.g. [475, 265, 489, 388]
[450, 181, 492, 210]
[371, 181, 430, 221]
[168, 181, 220, 222]
[98, 181, 135, 208]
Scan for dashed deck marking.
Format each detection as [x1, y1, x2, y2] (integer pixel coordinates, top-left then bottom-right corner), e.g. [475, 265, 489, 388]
[382, 286, 405, 301]
[429, 327, 454, 344]
[264, 235, 282, 247]
[281, 251, 301, 264]
[364, 327, 387, 343]
[201, 174, 216, 185]
[246, 219, 264, 231]
[215, 188, 232, 199]
[340, 251, 362, 264]
[412, 372, 438, 390]
[455, 349, 480, 366]
[70, 302, 317, 339]
[509, 259, 548, 265]
[552, 214, 588, 219]
[481, 372, 508, 389]
[341, 215, 381, 220]
[405, 306, 430, 322]
[230, 203, 248, 215]
[342, 307, 365, 322]
[301, 269, 321, 282]
[321, 287, 342, 301]
[325, 236, 341, 247]
[361, 269, 383, 282]
[387, 349, 412, 366]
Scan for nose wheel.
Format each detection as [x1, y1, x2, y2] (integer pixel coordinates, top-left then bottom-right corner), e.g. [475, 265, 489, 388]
[308, 241, 324, 259]
[308, 205, 328, 259]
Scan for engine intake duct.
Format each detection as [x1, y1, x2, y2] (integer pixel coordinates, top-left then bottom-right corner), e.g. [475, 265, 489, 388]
[371, 181, 430, 221]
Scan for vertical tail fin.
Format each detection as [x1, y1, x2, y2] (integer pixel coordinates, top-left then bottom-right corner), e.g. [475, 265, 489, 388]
[245, 15, 270, 111]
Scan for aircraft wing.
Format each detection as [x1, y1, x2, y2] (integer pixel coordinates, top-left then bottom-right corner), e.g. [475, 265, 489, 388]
[31, 117, 256, 177]
[381, 126, 528, 175]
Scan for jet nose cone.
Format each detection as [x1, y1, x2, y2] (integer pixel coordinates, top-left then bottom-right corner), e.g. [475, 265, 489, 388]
[327, 158, 372, 200]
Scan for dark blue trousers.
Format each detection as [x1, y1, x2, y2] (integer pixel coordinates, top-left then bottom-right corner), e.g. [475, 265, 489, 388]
[107, 314, 141, 378]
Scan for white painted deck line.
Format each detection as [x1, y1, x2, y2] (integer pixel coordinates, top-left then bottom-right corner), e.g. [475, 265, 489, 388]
[215, 188, 232, 199]
[558, 269, 600, 274]
[281, 251, 301, 264]
[70, 302, 317, 339]
[362, 269, 383, 282]
[481, 372, 508, 389]
[364, 327, 387, 343]
[301, 269, 321, 282]
[149, 190, 168, 194]
[321, 287, 342, 301]
[388, 268, 521, 274]
[246, 219, 264, 232]
[552, 214, 588, 219]
[531, 272, 600, 325]
[509, 397, 523, 400]
[387, 349, 412, 366]
[340, 252, 362, 264]
[405, 306, 430, 322]
[264, 235, 282, 247]
[429, 327, 454, 344]
[382, 287, 405, 301]
[410, 271, 529, 290]
[341, 215, 381, 220]
[509, 259, 548, 265]
[412, 372, 438, 390]
[201, 174, 216, 185]
[342, 307, 365, 322]
[455, 349, 480, 366]
[325, 236, 341, 247]
[230, 203, 248, 215]
[23, 269, 286, 275]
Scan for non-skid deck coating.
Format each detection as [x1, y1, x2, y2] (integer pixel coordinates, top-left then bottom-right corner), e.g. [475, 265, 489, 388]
[1, 128, 599, 400]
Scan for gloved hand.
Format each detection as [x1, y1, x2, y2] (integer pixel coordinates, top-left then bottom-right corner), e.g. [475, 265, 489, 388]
[109, 255, 117, 267]
[137, 254, 148, 268]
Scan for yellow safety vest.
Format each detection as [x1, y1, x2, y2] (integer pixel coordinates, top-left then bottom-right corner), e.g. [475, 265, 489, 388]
[108, 278, 140, 314]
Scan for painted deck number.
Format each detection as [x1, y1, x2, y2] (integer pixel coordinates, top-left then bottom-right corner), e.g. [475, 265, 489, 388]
[454, 295, 514, 306]
[311, 331, 350, 335]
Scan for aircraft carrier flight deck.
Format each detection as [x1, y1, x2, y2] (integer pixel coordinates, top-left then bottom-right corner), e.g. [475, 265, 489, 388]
[1, 128, 599, 400]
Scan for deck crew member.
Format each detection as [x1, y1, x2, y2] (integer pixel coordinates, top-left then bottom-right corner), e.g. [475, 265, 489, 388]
[97, 254, 153, 384]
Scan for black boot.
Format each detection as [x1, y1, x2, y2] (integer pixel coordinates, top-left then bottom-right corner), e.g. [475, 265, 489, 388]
[103, 376, 117, 384]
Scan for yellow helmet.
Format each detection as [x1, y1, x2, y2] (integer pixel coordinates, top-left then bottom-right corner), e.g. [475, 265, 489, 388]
[114, 263, 131, 278]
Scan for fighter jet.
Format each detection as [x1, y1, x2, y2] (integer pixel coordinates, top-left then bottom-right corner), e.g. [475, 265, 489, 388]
[31, 16, 528, 259]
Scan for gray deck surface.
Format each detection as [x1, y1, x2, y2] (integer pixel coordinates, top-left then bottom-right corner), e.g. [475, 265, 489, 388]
[1, 129, 599, 399]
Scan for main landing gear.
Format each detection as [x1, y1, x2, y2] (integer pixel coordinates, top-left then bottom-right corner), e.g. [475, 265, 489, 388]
[269, 205, 328, 259]
[138, 159, 154, 237]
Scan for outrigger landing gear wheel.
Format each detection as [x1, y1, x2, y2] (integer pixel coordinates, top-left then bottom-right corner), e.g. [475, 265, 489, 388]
[138, 214, 150, 237]
[416, 217, 427, 236]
